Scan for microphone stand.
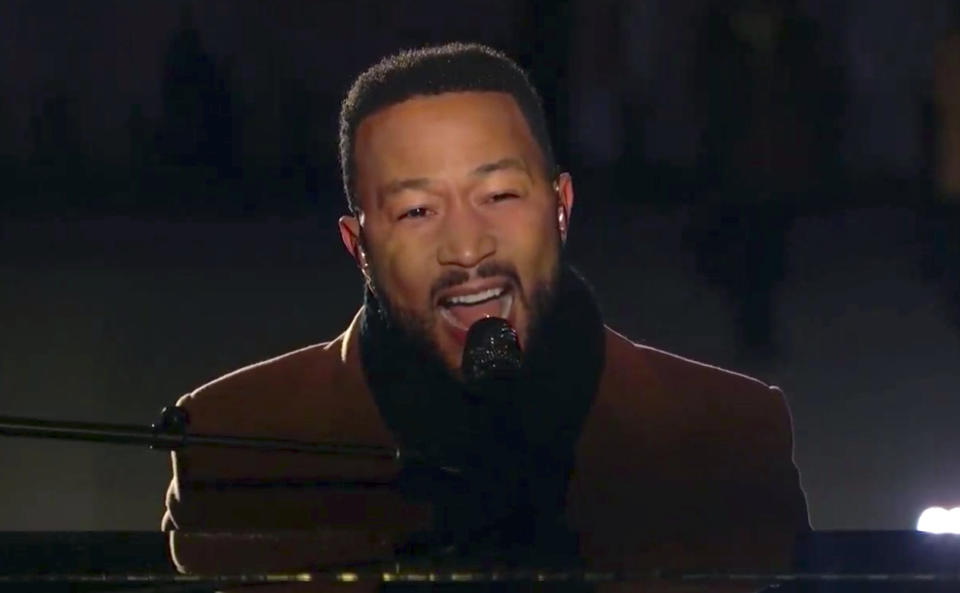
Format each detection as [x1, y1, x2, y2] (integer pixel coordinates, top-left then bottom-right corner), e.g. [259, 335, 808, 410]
[0, 410, 569, 567]
[0, 407, 416, 462]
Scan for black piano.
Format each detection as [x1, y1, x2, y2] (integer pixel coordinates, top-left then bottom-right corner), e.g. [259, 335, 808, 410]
[1, 530, 960, 592]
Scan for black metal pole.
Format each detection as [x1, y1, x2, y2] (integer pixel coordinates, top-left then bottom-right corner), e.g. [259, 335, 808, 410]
[0, 414, 403, 461]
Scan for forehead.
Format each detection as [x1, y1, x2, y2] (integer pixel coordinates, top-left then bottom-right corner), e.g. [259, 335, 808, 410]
[352, 92, 545, 202]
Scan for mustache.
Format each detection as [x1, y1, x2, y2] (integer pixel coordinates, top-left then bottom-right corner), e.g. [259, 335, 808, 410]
[429, 260, 522, 304]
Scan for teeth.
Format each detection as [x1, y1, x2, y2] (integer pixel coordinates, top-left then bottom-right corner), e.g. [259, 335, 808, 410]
[439, 307, 468, 330]
[446, 287, 504, 305]
[499, 293, 513, 318]
[438, 291, 513, 331]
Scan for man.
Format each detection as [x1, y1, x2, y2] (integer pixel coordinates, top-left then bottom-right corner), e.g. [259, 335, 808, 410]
[162, 43, 808, 581]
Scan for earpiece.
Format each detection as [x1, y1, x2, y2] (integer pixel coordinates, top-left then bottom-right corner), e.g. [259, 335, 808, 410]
[356, 245, 373, 288]
[554, 180, 567, 239]
[359, 247, 371, 274]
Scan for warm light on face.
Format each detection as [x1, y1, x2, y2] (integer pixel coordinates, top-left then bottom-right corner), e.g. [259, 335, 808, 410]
[345, 91, 569, 371]
[916, 506, 960, 534]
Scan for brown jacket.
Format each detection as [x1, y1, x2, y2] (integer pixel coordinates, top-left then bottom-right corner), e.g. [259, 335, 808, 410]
[162, 310, 808, 577]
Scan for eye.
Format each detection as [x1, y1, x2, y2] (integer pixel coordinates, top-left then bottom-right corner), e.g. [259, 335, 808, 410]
[490, 192, 519, 203]
[398, 207, 431, 220]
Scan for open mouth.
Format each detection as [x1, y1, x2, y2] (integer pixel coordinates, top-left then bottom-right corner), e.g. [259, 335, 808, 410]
[437, 285, 514, 331]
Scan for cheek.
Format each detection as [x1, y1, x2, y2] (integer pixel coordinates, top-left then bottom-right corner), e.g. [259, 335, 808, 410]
[373, 233, 436, 308]
[502, 208, 560, 277]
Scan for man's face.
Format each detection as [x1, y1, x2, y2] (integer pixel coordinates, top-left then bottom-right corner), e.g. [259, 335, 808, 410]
[339, 91, 574, 372]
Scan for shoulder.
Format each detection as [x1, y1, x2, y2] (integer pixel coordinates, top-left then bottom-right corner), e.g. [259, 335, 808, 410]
[166, 310, 396, 484]
[178, 339, 339, 402]
[174, 341, 341, 433]
[575, 328, 809, 535]
[174, 312, 363, 436]
[599, 327, 793, 438]
[604, 327, 781, 400]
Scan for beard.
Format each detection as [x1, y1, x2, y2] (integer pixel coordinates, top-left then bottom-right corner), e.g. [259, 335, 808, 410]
[366, 253, 562, 379]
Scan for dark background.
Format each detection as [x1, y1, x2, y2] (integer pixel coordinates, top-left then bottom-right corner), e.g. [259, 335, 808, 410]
[2, 0, 959, 532]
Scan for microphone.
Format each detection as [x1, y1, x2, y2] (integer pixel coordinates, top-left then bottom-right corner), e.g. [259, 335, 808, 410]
[461, 317, 522, 391]
[457, 316, 524, 475]
[455, 317, 539, 551]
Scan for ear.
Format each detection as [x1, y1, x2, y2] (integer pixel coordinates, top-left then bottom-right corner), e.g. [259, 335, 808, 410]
[553, 172, 574, 243]
[338, 214, 372, 286]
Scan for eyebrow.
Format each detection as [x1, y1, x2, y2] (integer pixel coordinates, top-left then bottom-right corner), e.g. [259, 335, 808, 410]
[470, 157, 529, 177]
[377, 157, 530, 207]
[377, 177, 432, 208]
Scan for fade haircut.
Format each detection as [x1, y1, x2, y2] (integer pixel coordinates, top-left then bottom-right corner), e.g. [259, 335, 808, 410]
[339, 42, 557, 212]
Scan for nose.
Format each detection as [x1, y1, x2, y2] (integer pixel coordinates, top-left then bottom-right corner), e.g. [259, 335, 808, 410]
[436, 203, 496, 268]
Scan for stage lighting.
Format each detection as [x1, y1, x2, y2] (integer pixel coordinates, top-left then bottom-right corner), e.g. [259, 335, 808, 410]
[917, 507, 960, 534]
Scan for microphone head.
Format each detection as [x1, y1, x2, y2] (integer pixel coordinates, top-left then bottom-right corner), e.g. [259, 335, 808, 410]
[461, 317, 522, 387]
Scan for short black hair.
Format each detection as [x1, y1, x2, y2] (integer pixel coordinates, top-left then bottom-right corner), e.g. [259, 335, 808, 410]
[338, 42, 557, 211]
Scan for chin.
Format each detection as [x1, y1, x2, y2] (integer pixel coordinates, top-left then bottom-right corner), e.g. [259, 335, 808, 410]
[437, 349, 466, 379]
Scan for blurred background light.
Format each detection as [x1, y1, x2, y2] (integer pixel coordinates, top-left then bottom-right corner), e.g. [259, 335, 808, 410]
[917, 507, 960, 533]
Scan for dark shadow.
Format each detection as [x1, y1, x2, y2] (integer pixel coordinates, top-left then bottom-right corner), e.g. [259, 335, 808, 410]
[27, 89, 86, 214]
[154, 4, 239, 215]
[923, 6, 960, 331]
[688, 0, 846, 362]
